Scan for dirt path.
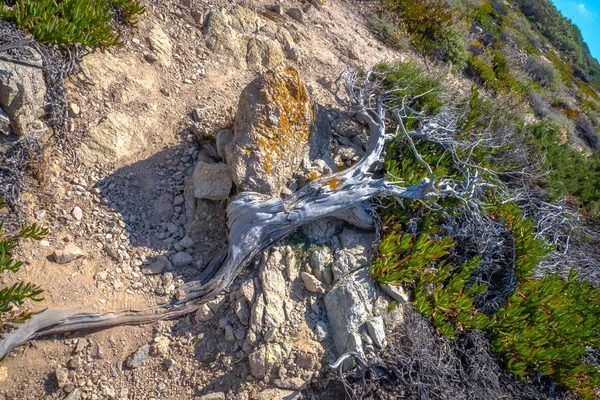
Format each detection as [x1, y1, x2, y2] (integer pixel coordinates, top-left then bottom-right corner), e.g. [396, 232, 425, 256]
[0, 1, 429, 398]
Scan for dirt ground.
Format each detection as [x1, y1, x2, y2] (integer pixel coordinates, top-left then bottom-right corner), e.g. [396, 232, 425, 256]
[0, 1, 461, 398]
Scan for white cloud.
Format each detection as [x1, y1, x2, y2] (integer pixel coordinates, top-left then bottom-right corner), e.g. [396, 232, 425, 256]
[572, 2, 597, 20]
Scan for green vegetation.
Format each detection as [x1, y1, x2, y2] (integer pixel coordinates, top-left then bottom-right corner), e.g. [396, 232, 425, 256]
[512, 0, 600, 88]
[529, 123, 600, 211]
[370, 61, 600, 398]
[0, 0, 145, 47]
[0, 197, 47, 332]
[366, 12, 409, 50]
[375, 0, 469, 68]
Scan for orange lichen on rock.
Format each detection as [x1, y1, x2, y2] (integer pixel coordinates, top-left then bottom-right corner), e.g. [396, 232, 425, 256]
[256, 66, 315, 175]
[228, 65, 316, 195]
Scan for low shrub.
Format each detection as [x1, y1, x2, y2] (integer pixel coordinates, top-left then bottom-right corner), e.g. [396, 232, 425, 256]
[440, 25, 470, 69]
[576, 116, 600, 150]
[0, 0, 145, 47]
[0, 197, 48, 334]
[524, 56, 561, 89]
[366, 12, 409, 50]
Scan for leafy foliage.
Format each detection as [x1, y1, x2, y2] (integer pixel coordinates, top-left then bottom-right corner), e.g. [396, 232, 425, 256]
[366, 12, 409, 50]
[490, 272, 600, 399]
[0, 0, 145, 47]
[529, 122, 600, 210]
[370, 62, 600, 396]
[512, 0, 600, 88]
[0, 197, 47, 330]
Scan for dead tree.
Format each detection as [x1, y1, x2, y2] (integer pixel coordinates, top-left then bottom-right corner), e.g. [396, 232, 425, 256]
[0, 68, 536, 359]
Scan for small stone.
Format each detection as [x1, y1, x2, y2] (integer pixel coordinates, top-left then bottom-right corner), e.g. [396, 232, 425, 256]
[301, 272, 325, 294]
[91, 344, 105, 359]
[151, 336, 170, 357]
[53, 243, 83, 264]
[74, 338, 88, 353]
[55, 366, 69, 388]
[0, 108, 11, 135]
[67, 356, 81, 370]
[286, 8, 304, 23]
[195, 304, 215, 322]
[366, 316, 387, 348]
[197, 393, 226, 400]
[65, 389, 82, 400]
[173, 195, 184, 206]
[190, 162, 232, 200]
[126, 344, 150, 368]
[68, 103, 80, 117]
[163, 358, 176, 370]
[0, 366, 6, 383]
[179, 236, 194, 249]
[71, 206, 83, 221]
[380, 283, 409, 304]
[172, 251, 193, 267]
[144, 52, 159, 63]
[314, 321, 328, 341]
[141, 255, 172, 275]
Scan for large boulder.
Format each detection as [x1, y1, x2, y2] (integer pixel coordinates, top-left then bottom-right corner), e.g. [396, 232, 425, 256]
[224, 65, 315, 195]
[0, 51, 46, 137]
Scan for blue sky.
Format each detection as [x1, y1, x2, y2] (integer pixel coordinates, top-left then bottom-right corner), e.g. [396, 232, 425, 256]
[551, 0, 600, 62]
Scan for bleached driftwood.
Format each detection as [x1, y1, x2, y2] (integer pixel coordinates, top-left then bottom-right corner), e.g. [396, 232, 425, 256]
[0, 69, 490, 359]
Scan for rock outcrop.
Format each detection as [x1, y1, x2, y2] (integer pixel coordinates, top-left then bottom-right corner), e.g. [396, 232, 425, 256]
[204, 6, 301, 70]
[0, 51, 46, 137]
[224, 65, 315, 195]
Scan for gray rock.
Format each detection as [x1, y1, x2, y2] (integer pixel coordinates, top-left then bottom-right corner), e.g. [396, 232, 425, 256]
[152, 192, 174, 224]
[339, 228, 376, 266]
[179, 236, 195, 249]
[126, 344, 150, 368]
[172, 251, 193, 267]
[0, 50, 47, 136]
[0, 107, 10, 135]
[197, 393, 226, 400]
[314, 320, 328, 341]
[216, 129, 233, 163]
[254, 389, 300, 400]
[260, 251, 288, 328]
[67, 355, 81, 370]
[195, 304, 215, 322]
[325, 268, 377, 356]
[190, 162, 232, 200]
[332, 251, 359, 282]
[286, 8, 304, 23]
[173, 194, 185, 206]
[54, 366, 68, 388]
[309, 246, 333, 286]
[74, 338, 88, 353]
[141, 255, 172, 275]
[301, 272, 325, 294]
[380, 283, 409, 304]
[52, 244, 83, 264]
[64, 389, 82, 400]
[249, 343, 286, 379]
[366, 316, 387, 348]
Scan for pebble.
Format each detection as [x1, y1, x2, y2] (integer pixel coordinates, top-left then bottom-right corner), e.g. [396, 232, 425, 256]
[172, 251, 193, 267]
[71, 206, 84, 221]
[126, 344, 150, 368]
